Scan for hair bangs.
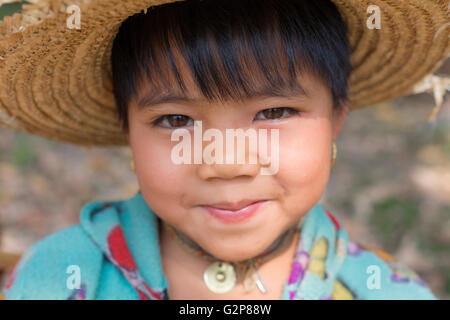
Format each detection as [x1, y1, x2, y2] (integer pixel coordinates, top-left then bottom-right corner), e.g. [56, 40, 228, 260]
[111, 0, 352, 132]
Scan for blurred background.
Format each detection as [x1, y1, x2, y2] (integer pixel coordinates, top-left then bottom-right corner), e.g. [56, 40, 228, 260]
[0, 1, 449, 299]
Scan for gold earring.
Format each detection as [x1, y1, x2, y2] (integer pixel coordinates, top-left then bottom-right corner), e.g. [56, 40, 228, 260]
[130, 157, 135, 172]
[331, 141, 337, 166]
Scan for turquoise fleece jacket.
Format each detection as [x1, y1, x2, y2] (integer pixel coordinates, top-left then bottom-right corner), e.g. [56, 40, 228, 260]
[2, 190, 437, 300]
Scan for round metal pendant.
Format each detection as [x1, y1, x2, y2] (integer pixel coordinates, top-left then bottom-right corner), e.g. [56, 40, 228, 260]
[203, 261, 236, 294]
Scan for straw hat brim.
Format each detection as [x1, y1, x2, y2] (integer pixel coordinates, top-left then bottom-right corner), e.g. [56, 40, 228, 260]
[0, 0, 448, 146]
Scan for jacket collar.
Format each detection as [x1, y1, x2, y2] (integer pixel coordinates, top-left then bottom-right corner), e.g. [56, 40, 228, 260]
[80, 190, 168, 299]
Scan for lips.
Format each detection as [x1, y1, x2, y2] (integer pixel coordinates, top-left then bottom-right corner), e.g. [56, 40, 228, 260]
[199, 199, 270, 224]
[201, 199, 266, 211]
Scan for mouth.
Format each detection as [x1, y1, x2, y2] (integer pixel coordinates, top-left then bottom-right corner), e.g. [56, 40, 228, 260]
[201, 199, 269, 211]
[199, 199, 270, 224]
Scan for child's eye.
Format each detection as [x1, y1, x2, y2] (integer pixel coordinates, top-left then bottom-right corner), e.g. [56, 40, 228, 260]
[152, 115, 194, 128]
[254, 107, 300, 121]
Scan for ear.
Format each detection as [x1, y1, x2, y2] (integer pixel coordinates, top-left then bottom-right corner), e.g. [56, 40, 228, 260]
[331, 102, 349, 141]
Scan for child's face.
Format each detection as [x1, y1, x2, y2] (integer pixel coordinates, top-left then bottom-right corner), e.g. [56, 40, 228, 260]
[126, 69, 347, 262]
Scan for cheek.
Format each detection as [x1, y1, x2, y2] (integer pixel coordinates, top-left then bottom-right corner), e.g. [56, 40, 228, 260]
[130, 130, 191, 218]
[277, 117, 332, 193]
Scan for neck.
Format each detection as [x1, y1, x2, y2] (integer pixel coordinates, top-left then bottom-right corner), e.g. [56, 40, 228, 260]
[158, 219, 301, 299]
[158, 218, 300, 270]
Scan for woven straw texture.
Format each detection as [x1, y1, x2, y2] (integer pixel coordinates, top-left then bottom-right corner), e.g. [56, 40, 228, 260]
[0, 0, 448, 146]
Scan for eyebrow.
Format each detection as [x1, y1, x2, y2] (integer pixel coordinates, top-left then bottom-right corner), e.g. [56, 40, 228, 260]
[136, 84, 309, 110]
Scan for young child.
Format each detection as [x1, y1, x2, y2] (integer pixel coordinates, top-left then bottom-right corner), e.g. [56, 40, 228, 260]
[0, 0, 448, 300]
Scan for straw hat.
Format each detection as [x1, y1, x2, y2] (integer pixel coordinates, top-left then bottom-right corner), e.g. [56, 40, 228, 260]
[0, 0, 448, 146]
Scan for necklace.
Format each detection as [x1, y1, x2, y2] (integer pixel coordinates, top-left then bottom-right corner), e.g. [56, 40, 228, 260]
[160, 219, 302, 295]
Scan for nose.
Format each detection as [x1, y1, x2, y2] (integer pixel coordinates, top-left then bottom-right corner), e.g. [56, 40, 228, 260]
[197, 159, 261, 181]
[196, 135, 263, 181]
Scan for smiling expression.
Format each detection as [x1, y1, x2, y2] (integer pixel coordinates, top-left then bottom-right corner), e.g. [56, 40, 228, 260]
[125, 55, 348, 262]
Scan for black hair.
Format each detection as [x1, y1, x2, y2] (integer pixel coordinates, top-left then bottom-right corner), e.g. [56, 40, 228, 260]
[111, 0, 352, 133]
